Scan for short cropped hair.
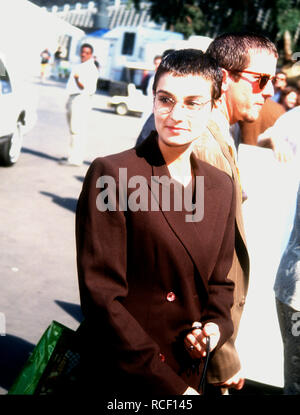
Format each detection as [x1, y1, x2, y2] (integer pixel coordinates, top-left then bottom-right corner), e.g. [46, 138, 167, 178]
[152, 48, 223, 106]
[206, 32, 278, 73]
[80, 43, 94, 54]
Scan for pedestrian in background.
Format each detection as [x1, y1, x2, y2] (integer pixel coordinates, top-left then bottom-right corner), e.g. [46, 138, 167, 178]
[53, 46, 62, 79]
[60, 43, 99, 167]
[278, 86, 299, 112]
[138, 54, 162, 129]
[259, 104, 300, 394]
[40, 48, 51, 83]
[271, 71, 287, 103]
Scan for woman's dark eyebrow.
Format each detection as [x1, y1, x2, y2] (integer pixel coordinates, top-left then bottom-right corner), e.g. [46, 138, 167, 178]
[156, 90, 206, 100]
[156, 89, 175, 98]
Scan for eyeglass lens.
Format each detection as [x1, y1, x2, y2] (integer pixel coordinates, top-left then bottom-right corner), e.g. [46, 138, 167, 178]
[259, 75, 270, 90]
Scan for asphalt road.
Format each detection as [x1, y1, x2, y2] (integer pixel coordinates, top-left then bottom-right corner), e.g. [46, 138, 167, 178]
[0, 77, 142, 394]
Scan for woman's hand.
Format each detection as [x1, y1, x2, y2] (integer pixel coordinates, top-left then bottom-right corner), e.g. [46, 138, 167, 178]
[184, 321, 220, 358]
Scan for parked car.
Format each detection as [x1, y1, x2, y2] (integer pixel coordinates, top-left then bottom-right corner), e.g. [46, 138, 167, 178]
[0, 52, 37, 166]
[107, 83, 149, 116]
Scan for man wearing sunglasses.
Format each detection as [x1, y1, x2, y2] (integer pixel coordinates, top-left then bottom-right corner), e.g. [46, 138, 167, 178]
[209, 35, 277, 125]
[193, 32, 278, 394]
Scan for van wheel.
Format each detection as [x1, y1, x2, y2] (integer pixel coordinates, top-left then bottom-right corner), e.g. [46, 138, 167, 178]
[115, 103, 128, 116]
[0, 120, 23, 166]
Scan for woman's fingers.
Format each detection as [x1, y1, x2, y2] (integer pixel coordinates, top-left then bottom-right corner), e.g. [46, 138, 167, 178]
[184, 322, 220, 357]
[202, 322, 220, 352]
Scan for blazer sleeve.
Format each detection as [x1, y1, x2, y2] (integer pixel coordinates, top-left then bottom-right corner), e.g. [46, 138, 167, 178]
[201, 175, 236, 348]
[76, 158, 189, 395]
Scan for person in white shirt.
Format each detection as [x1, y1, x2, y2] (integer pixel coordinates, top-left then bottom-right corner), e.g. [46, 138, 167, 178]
[60, 43, 99, 166]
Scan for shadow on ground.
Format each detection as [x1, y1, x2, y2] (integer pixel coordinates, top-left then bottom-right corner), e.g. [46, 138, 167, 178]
[40, 191, 77, 213]
[0, 335, 35, 392]
[54, 300, 83, 323]
[21, 147, 61, 162]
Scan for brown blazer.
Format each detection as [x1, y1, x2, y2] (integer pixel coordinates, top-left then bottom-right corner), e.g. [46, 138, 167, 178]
[193, 118, 250, 383]
[76, 133, 236, 395]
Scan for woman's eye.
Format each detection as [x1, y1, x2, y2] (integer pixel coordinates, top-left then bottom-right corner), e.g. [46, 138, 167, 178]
[187, 101, 200, 108]
[159, 96, 172, 104]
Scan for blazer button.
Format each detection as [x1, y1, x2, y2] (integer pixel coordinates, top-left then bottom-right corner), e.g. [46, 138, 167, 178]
[166, 291, 176, 302]
[159, 353, 166, 362]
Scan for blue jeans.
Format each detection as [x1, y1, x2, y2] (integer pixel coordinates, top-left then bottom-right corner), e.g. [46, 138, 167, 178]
[276, 298, 300, 394]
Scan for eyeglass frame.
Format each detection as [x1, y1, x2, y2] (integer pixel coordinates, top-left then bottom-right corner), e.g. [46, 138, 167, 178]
[153, 93, 212, 115]
[227, 69, 275, 91]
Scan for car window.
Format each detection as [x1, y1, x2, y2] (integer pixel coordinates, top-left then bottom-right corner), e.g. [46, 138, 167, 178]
[0, 59, 12, 94]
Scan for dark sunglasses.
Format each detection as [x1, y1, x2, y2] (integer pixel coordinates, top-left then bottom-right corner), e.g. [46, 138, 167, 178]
[231, 69, 275, 90]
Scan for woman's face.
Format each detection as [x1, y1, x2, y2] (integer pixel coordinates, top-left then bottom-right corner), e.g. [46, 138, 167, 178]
[283, 91, 298, 110]
[153, 72, 213, 150]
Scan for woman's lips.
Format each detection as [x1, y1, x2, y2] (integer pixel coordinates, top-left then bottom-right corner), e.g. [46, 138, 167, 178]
[166, 126, 189, 133]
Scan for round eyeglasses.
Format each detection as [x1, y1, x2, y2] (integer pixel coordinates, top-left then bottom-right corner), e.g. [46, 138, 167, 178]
[154, 93, 211, 115]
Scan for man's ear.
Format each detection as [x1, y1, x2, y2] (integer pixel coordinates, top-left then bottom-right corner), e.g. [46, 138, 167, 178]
[221, 68, 230, 93]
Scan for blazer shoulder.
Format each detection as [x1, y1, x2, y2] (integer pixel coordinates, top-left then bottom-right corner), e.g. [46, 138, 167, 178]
[87, 147, 142, 178]
[195, 156, 233, 190]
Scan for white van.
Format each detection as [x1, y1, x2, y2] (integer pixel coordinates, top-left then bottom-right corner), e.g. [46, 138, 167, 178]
[0, 53, 36, 166]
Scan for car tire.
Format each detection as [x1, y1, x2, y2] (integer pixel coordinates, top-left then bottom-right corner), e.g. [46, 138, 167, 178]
[0, 120, 23, 166]
[115, 103, 128, 116]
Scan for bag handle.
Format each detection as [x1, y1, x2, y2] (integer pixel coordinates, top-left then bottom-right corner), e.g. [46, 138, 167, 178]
[198, 335, 210, 395]
[185, 325, 211, 395]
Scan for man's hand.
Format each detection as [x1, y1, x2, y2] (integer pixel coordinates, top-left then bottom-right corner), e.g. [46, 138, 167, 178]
[74, 73, 84, 90]
[214, 370, 245, 390]
[184, 321, 220, 358]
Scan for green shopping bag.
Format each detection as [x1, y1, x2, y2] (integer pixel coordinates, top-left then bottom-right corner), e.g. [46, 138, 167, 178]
[8, 321, 81, 395]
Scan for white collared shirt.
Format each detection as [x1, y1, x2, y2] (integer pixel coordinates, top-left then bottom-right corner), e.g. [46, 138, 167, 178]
[66, 57, 99, 96]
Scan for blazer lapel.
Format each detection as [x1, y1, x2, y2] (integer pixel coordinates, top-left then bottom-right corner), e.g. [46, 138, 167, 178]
[137, 133, 230, 292]
[150, 152, 223, 294]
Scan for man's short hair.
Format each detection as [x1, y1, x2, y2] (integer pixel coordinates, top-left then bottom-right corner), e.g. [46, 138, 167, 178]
[80, 43, 94, 54]
[152, 48, 222, 106]
[206, 32, 278, 73]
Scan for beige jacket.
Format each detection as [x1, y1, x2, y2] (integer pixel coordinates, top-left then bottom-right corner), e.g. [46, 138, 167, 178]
[193, 115, 250, 383]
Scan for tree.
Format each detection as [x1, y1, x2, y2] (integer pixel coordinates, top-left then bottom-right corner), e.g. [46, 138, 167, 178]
[133, 0, 205, 38]
[274, 0, 300, 62]
[173, 4, 205, 38]
[133, 0, 300, 58]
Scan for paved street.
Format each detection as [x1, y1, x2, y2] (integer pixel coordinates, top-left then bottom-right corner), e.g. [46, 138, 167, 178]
[0, 77, 142, 394]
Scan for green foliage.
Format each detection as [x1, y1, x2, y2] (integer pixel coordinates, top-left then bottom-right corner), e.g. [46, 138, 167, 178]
[173, 4, 205, 38]
[133, 0, 300, 54]
[276, 1, 300, 34]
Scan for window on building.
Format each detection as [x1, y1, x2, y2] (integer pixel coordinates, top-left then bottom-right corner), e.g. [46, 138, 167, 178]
[121, 32, 135, 56]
